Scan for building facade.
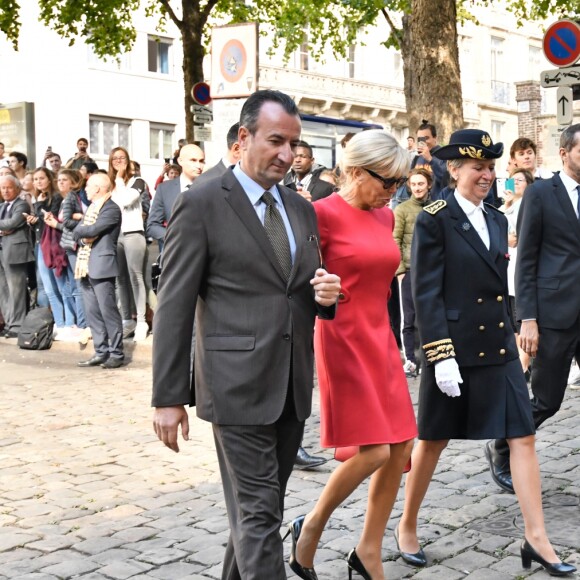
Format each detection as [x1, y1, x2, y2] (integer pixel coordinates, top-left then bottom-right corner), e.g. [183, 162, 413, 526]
[0, 0, 570, 186]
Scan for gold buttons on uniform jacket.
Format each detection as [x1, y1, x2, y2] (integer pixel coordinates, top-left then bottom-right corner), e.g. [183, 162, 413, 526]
[477, 298, 483, 303]
[479, 352, 485, 358]
[499, 349, 506, 355]
[497, 296, 503, 302]
[498, 322, 505, 328]
[479, 325, 485, 331]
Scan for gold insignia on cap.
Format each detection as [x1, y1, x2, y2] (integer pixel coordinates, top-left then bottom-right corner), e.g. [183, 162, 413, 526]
[423, 200, 447, 215]
[459, 146, 484, 159]
[482, 134, 491, 147]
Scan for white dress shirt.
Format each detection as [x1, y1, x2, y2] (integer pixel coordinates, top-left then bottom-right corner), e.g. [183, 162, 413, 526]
[454, 190, 490, 250]
[559, 170, 580, 219]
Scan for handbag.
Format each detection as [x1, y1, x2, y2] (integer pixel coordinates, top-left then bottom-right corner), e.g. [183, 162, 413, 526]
[59, 227, 77, 252]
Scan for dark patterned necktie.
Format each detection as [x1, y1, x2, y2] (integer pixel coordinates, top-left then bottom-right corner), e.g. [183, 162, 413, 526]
[261, 191, 292, 279]
[577, 185, 580, 221]
[0, 203, 8, 220]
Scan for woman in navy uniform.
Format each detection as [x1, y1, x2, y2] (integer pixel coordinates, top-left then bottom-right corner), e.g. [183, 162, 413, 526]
[395, 129, 575, 577]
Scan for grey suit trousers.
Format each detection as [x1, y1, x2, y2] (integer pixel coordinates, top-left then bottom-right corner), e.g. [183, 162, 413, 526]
[0, 251, 28, 331]
[213, 414, 304, 580]
[80, 276, 124, 359]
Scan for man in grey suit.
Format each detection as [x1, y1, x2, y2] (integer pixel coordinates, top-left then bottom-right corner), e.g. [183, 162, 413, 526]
[74, 173, 124, 369]
[152, 90, 341, 579]
[147, 144, 205, 251]
[194, 122, 242, 186]
[487, 123, 580, 493]
[0, 175, 34, 338]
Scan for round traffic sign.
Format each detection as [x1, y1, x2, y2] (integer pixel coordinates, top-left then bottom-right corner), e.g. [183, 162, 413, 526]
[191, 82, 211, 105]
[543, 20, 580, 67]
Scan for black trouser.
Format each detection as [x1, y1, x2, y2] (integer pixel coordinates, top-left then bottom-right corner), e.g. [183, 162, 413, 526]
[401, 272, 416, 363]
[494, 318, 580, 462]
[387, 277, 402, 350]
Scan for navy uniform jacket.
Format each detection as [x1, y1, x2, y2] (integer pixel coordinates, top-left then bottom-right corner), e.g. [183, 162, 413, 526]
[411, 194, 518, 368]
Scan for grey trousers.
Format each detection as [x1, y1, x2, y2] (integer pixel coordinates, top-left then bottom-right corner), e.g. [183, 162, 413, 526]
[80, 276, 124, 359]
[0, 253, 28, 331]
[213, 416, 304, 580]
[117, 232, 147, 324]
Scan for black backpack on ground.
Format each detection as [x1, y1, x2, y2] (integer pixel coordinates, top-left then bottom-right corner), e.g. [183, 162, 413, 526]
[17, 308, 54, 350]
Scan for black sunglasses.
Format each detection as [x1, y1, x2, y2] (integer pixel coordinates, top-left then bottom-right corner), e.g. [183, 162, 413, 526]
[365, 168, 407, 190]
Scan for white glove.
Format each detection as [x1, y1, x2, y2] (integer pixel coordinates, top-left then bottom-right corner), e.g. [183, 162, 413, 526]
[434, 358, 463, 397]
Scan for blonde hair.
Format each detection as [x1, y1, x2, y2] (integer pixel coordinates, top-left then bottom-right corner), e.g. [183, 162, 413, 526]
[340, 130, 409, 180]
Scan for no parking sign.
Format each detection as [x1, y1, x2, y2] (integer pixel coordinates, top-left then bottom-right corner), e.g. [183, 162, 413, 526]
[543, 20, 580, 68]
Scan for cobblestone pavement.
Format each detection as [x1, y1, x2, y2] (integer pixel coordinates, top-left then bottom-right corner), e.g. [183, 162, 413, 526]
[0, 339, 578, 579]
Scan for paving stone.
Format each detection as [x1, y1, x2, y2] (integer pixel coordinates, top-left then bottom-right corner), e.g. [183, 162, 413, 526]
[135, 547, 190, 565]
[26, 535, 76, 552]
[40, 558, 100, 578]
[72, 536, 127, 555]
[0, 532, 40, 551]
[1, 352, 578, 579]
[91, 548, 140, 564]
[146, 561, 206, 578]
[97, 560, 153, 579]
[444, 549, 497, 573]
[463, 569, 513, 579]
[410, 564, 466, 579]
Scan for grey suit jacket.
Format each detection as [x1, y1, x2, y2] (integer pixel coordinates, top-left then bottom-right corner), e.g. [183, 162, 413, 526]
[194, 160, 231, 188]
[146, 178, 181, 241]
[73, 198, 122, 279]
[0, 198, 34, 264]
[515, 172, 580, 329]
[152, 168, 335, 425]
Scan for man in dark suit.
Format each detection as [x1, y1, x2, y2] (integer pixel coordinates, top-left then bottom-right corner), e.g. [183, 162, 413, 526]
[74, 173, 124, 369]
[152, 90, 341, 579]
[283, 140, 335, 202]
[147, 144, 205, 251]
[487, 123, 580, 493]
[0, 175, 34, 338]
[194, 122, 241, 186]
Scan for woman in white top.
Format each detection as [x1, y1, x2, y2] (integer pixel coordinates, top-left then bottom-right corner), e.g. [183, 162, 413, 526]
[502, 168, 534, 376]
[108, 147, 149, 341]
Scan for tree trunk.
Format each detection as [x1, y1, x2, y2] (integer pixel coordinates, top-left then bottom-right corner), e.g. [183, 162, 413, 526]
[401, 0, 463, 143]
[181, 0, 206, 143]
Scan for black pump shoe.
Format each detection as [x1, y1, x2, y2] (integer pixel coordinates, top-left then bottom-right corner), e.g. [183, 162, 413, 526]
[394, 525, 427, 567]
[347, 548, 372, 580]
[521, 539, 576, 577]
[283, 516, 318, 580]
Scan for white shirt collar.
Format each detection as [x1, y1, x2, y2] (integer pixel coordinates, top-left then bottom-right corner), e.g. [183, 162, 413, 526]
[180, 175, 193, 191]
[453, 190, 487, 215]
[559, 169, 580, 195]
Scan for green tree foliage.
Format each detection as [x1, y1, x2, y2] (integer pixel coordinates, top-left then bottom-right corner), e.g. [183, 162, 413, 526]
[1, 0, 577, 141]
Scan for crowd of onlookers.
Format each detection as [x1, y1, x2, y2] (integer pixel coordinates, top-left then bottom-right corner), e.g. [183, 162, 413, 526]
[2, 127, 579, 388]
[0, 138, 160, 345]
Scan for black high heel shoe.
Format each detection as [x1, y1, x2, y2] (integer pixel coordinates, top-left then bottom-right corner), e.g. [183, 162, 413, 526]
[347, 548, 372, 580]
[521, 539, 576, 577]
[283, 516, 318, 580]
[394, 525, 427, 567]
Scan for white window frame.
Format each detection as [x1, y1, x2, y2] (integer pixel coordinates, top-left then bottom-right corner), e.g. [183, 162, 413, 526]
[149, 124, 175, 160]
[148, 35, 173, 75]
[89, 116, 132, 157]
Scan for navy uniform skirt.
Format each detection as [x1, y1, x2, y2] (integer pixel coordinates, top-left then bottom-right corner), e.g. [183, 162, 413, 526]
[418, 358, 535, 440]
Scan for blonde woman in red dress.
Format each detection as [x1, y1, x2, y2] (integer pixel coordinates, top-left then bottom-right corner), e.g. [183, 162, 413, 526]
[286, 130, 418, 580]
